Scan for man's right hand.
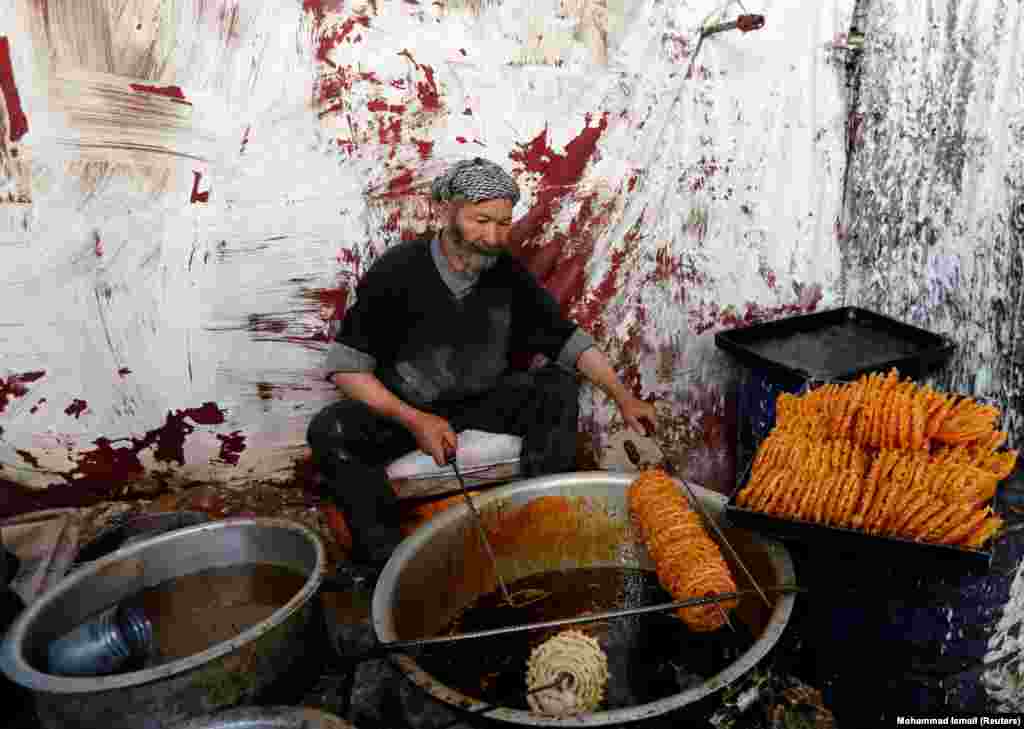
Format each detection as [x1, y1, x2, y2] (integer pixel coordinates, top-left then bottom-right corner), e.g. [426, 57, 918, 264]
[330, 372, 457, 466]
[404, 410, 457, 467]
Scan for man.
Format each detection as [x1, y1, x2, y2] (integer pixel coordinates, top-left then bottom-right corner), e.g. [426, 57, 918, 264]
[308, 157, 656, 586]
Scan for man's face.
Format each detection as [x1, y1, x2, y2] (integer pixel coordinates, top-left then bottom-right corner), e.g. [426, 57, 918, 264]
[447, 198, 514, 268]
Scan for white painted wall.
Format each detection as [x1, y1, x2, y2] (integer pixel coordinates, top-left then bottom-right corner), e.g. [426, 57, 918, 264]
[0, 0, 853, 497]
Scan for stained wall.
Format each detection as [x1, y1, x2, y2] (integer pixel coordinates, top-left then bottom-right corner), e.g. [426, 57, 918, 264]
[0, 0, 855, 508]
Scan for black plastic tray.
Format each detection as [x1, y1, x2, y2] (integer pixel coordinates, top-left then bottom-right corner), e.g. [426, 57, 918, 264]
[714, 307, 956, 382]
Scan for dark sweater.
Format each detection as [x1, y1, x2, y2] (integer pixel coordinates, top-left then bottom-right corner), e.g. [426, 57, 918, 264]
[324, 235, 593, 408]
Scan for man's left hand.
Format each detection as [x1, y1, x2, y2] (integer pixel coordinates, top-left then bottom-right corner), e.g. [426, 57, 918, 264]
[617, 396, 658, 436]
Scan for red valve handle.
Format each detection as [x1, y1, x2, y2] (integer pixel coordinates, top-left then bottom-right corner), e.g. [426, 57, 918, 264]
[737, 14, 766, 32]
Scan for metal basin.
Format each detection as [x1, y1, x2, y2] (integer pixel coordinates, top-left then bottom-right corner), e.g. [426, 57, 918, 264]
[170, 705, 352, 729]
[372, 471, 796, 726]
[1, 518, 326, 729]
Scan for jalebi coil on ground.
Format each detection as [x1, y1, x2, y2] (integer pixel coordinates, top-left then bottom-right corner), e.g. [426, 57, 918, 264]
[736, 368, 1014, 548]
[525, 630, 609, 716]
[627, 469, 738, 632]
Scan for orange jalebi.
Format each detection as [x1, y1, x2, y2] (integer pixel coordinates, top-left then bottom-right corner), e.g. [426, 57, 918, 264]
[628, 469, 737, 632]
[734, 368, 1014, 550]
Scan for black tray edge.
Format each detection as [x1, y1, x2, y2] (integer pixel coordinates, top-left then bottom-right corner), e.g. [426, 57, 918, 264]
[714, 307, 957, 382]
[723, 491, 994, 569]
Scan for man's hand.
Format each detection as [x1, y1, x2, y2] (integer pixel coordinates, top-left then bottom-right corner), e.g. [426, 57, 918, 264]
[405, 410, 458, 467]
[576, 347, 660, 436]
[617, 395, 658, 436]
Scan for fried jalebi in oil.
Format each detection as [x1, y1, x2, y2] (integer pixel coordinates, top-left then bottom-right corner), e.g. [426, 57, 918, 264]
[628, 469, 737, 632]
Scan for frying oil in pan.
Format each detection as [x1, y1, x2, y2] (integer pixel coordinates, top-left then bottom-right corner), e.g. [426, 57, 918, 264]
[416, 567, 756, 710]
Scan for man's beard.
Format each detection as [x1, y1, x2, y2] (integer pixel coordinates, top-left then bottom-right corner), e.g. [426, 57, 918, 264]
[447, 223, 502, 273]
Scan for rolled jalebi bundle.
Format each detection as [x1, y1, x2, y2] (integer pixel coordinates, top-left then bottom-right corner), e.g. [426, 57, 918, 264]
[525, 630, 609, 716]
[628, 469, 737, 632]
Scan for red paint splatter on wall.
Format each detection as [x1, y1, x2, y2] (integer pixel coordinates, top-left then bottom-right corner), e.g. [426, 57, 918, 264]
[216, 431, 247, 465]
[508, 112, 610, 249]
[305, 286, 350, 340]
[316, 14, 372, 64]
[397, 50, 443, 112]
[367, 99, 406, 114]
[318, 66, 355, 105]
[502, 113, 614, 319]
[64, 399, 88, 418]
[63, 403, 228, 486]
[130, 83, 192, 105]
[520, 236, 564, 283]
[318, 67, 389, 119]
[0, 37, 29, 142]
[118, 368, 132, 376]
[576, 249, 628, 342]
[382, 168, 415, 199]
[303, 0, 344, 23]
[378, 116, 402, 145]
[190, 171, 210, 203]
[645, 250, 708, 293]
[29, 398, 46, 414]
[616, 322, 647, 399]
[691, 296, 822, 336]
[152, 403, 226, 464]
[72, 437, 142, 478]
[0, 370, 45, 414]
[413, 138, 434, 159]
[543, 250, 588, 314]
[542, 193, 619, 317]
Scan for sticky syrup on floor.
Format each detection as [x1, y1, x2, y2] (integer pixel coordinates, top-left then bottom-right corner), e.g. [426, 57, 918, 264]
[416, 566, 756, 710]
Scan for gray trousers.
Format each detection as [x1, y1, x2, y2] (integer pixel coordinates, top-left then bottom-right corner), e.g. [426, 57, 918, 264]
[307, 365, 580, 565]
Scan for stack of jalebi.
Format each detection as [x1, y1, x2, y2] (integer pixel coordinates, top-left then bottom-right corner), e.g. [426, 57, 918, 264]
[736, 368, 1014, 549]
[628, 469, 737, 632]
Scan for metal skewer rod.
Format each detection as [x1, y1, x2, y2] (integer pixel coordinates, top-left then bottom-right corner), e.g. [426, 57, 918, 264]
[447, 450, 517, 607]
[715, 603, 735, 632]
[677, 477, 773, 609]
[371, 586, 804, 655]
